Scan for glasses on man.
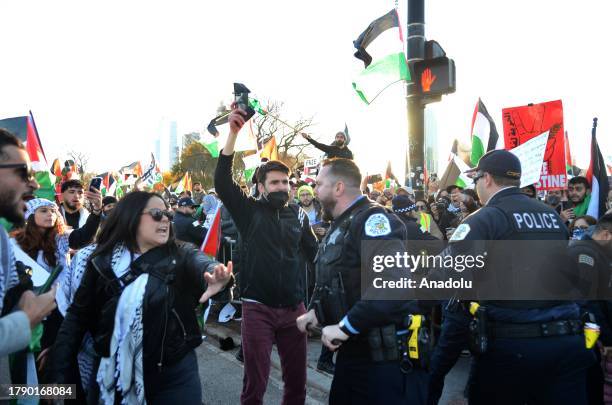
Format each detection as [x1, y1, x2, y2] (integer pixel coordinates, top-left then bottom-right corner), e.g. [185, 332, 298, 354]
[0, 163, 35, 182]
[472, 172, 485, 185]
[142, 208, 174, 222]
[415, 205, 427, 211]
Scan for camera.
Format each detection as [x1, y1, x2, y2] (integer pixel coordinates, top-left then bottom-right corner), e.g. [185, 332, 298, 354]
[434, 196, 450, 211]
[233, 83, 256, 121]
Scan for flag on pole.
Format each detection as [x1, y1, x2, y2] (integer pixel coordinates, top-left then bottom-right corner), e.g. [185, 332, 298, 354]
[174, 172, 192, 194]
[344, 123, 351, 145]
[470, 99, 500, 166]
[352, 9, 410, 104]
[202, 138, 220, 158]
[260, 136, 278, 161]
[25, 112, 56, 201]
[586, 119, 609, 219]
[200, 204, 222, 257]
[140, 153, 163, 188]
[249, 99, 267, 115]
[243, 152, 261, 182]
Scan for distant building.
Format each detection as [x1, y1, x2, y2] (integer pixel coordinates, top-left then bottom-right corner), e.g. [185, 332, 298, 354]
[154, 138, 161, 163]
[183, 132, 200, 149]
[169, 121, 179, 168]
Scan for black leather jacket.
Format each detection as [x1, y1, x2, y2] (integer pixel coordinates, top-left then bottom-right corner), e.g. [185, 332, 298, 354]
[48, 243, 228, 382]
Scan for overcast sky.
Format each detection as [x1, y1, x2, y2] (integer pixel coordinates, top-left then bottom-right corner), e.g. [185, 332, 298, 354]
[1, 0, 610, 176]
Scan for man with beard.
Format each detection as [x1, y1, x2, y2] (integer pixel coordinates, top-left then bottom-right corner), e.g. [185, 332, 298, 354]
[296, 158, 430, 405]
[215, 104, 318, 405]
[0, 129, 58, 356]
[59, 179, 103, 244]
[301, 131, 353, 160]
[561, 176, 591, 223]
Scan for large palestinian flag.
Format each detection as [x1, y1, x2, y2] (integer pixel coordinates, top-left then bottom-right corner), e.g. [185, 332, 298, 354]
[352, 9, 410, 104]
[470, 99, 500, 166]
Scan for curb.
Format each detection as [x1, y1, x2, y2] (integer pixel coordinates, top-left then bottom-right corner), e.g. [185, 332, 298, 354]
[203, 322, 332, 397]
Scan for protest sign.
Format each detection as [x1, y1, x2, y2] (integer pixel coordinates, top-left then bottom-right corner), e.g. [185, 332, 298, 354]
[502, 100, 566, 190]
[509, 131, 548, 188]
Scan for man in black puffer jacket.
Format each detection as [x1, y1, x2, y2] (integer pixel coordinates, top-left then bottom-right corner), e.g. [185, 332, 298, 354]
[215, 105, 318, 404]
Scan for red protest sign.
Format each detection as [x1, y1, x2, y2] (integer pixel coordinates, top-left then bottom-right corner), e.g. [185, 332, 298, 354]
[502, 100, 566, 190]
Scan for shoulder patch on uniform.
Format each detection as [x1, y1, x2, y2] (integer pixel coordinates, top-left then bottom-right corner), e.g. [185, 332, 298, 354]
[192, 220, 200, 227]
[364, 213, 391, 237]
[578, 254, 595, 267]
[449, 223, 471, 242]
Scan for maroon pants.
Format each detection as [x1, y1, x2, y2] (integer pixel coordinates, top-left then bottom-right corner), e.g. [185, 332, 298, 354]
[240, 301, 307, 405]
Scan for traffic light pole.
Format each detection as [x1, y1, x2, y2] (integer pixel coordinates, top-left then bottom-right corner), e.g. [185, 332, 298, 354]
[405, 0, 426, 199]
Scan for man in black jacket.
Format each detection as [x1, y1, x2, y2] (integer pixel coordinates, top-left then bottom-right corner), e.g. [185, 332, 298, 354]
[215, 105, 318, 405]
[173, 197, 206, 246]
[301, 131, 353, 160]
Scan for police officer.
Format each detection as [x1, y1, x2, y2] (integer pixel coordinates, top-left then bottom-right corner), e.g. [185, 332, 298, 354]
[429, 150, 595, 404]
[173, 197, 206, 246]
[568, 214, 612, 404]
[296, 158, 429, 405]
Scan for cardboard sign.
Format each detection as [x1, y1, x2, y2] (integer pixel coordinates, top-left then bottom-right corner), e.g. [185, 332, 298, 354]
[502, 100, 566, 190]
[509, 131, 548, 188]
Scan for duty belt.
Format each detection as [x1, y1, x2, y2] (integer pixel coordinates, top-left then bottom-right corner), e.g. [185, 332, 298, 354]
[489, 320, 582, 339]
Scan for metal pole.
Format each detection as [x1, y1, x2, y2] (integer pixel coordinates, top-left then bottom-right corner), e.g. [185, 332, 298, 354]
[405, 0, 426, 200]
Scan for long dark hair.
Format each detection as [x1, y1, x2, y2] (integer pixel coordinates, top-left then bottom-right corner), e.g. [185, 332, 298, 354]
[12, 213, 66, 267]
[92, 191, 174, 259]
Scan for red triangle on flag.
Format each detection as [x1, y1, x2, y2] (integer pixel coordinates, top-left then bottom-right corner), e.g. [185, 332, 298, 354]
[200, 204, 222, 257]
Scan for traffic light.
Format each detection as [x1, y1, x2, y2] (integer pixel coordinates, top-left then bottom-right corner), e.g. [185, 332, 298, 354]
[413, 57, 456, 97]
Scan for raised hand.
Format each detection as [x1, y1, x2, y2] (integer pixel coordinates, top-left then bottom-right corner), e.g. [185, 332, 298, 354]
[199, 261, 233, 303]
[421, 68, 437, 92]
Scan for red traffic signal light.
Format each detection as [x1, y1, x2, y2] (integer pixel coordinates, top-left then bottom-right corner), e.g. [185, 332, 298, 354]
[414, 57, 456, 97]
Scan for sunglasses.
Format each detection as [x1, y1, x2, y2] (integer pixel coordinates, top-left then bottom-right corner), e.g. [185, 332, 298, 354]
[142, 208, 174, 221]
[472, 172, 485, 185]
[0, 163, 35, 182]
[415, 205, 427, 211]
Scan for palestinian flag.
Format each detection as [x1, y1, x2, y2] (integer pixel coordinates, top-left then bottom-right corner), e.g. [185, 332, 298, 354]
[260, 136, 278, 161]
[344, 123, 351, 145]
[26, 112, 56, 201]
[174, 172, 192, 194]
[249, 99, 267, 115]
[0, 113, 56, 200]
[243, 152, 261, 183]
[470, 99, 500, 166]
[100, 172, 117, 196]
[586, 119, 609, 219]
[352, 9, 410, 104]
[200, 203, 222, 257]
[202, 138, 220, 158]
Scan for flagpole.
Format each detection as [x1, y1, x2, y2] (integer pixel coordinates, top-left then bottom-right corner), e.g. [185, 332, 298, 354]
[405, 0, 426, 199]
[261, 111, 298, 132]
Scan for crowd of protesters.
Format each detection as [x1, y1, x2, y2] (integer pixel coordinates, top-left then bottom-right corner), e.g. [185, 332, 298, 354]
[1, 115, 612, 405]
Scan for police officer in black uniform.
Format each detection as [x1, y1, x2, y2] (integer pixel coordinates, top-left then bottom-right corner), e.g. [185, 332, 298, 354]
[568, 214, 612, 404]
[296, 158, 430, 405]
[429, 150, 596, 404]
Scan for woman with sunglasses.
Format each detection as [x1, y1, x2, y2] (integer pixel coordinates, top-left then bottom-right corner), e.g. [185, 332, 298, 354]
[48, 191, 233, 404]
[9, 198, 102, 383]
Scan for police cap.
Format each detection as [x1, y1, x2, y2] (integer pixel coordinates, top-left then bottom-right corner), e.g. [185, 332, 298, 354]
[466, 149, 521, 180]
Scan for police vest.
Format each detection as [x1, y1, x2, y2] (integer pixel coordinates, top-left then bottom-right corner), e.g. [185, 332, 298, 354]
[483, 189, 570, 311]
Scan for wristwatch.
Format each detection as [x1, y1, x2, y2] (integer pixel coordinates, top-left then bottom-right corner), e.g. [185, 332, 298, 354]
[338, 319, 356, 337]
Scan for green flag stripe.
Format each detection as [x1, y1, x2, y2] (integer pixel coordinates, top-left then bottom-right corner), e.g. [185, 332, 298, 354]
[470, 136, 485, 166]
[352, 52, 410, 104]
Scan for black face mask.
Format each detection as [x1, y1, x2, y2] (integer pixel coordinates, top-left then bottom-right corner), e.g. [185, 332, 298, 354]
[546, 195, 561, 206]
[265, 191, 290, 209]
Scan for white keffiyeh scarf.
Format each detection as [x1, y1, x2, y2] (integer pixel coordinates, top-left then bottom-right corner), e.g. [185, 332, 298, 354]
[93, 245, 148, 405]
